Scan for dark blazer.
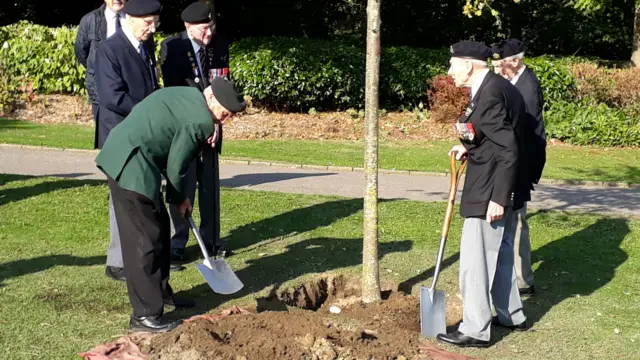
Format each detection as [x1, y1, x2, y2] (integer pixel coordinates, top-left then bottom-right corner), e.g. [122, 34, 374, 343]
[74, 4, 108, 105]
[94, 30, 158, 148]
[457, 71, 528, 218]
[159, 31, 229, 152]
[515, 68, 547, 185]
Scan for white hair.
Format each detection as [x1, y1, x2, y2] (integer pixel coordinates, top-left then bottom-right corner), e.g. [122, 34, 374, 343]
[503, 52, 525, 60]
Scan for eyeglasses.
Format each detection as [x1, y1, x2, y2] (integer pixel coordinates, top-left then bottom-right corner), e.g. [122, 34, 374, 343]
[142, 18, 161, 29]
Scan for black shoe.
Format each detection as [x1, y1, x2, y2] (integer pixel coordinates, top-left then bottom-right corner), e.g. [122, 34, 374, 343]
[519, 285, 535, 296]
[436, 331, 490, 348]
[129, 315, 181, 333]
[170, 248, 186, 262]
[164, 296, 196, 309]
[169, 263, 186, 272]
[491, 316, 529, 331]
[214, 245, 233, 258]
[105, 266, 126, 281]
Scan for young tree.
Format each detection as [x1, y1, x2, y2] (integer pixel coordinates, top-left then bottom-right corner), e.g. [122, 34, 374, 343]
[362, 0, 382, 304]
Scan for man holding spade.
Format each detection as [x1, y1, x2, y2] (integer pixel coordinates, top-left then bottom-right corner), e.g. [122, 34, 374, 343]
[437, 41, 530, 347]
[95, 78, 246, 333]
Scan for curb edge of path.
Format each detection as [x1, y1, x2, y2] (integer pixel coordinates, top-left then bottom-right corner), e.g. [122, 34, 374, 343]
[2, 143, 639, 189]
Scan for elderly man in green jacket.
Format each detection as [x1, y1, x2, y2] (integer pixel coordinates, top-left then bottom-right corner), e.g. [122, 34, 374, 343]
[95, 77, 246, 333]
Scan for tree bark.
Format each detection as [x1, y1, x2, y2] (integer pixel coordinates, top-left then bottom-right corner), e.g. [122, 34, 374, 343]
[632, 5, 640, 66]
[362, 0, 382, 304]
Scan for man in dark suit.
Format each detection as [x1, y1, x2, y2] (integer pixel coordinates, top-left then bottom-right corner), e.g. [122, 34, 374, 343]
[436, 41, 530, 348]
[95, 78, 246, 333]
[74, 0, 126, 149]
[492, 39, 547, 297]
[94, 0, 161, 282]
[159, 1, 232, 268]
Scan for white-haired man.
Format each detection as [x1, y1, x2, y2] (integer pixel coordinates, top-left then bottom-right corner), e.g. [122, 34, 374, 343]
[492, 39, 547, 297]
[436, 41, 530, 348]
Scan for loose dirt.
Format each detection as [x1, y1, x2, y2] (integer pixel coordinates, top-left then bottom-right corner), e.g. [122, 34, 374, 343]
[137, 275, 465, 360]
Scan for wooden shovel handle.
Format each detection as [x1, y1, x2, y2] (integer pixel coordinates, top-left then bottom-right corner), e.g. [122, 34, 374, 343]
[441, 154, 467, 241]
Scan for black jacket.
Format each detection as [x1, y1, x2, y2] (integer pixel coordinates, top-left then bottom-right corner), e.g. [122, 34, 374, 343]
[94, 30, 158, 148]
[159, 31, 230, 153]
[74, 4, 108, 105]
[514, 68, 547, 186]
[457, 71, 528, 218]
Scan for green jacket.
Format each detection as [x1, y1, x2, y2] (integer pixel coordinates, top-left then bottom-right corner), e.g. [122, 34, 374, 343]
[95, 87, 215, 205]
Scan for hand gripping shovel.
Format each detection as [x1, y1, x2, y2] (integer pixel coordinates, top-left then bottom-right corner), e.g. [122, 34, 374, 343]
[420, 154, 467, 338]
[186, 213, 244, 295]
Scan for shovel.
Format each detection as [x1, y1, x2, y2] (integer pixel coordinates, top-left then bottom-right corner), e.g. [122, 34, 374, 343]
[186, 213, 244, 295]
[420, 153, 467, 338]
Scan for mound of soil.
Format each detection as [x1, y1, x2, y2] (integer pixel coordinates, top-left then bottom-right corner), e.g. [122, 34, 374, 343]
[139, 276, 465, 360]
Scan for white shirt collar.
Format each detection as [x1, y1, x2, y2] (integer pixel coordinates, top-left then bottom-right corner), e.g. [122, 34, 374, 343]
[470, 68, 490, 99]
[121, 24, 141, 51]
[105, 6, 119, 19]
[188, 34, 203, 54]
[510, 65, 527, 85]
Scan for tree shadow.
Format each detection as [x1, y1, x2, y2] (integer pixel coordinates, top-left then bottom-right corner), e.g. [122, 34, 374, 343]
[398, 252, 460, 295]
[0, 254, 106, 287]
[171, 236, 413, 320]
[0, 174, 105, 206]
[492, 217, 630, 343]
[184, 198, 394, 258]
[220, 172, 335, 188]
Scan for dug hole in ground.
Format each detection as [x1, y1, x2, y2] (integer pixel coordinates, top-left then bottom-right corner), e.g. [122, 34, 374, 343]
[81, 275, 469, 360]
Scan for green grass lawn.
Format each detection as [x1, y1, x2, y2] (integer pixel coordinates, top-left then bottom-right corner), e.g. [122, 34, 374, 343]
[0, 174, 638, 359]
[1, 119, 639, 184]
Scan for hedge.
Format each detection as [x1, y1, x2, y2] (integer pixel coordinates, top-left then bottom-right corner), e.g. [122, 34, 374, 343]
[1, 21, 638, 147]
[2, 21, 576, 111]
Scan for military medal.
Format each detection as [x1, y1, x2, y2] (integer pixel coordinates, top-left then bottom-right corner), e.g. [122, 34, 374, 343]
[455, 122, 476, 142]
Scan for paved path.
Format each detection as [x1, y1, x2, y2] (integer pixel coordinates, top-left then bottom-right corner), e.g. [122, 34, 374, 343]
[1, 146, 639, 217]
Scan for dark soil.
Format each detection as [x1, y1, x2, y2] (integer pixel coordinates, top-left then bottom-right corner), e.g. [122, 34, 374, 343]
[141, 275, 464, 360]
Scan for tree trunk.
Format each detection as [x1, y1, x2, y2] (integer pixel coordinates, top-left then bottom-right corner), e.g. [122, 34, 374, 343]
[632, 5, 640, 66]
[362, 0, 382, 304]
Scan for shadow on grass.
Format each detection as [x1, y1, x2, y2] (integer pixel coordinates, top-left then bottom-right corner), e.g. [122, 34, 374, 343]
[173, 197, 411, 318]
[0, 254, 106, 287]
[558, 164, 640, 185]
[0, 174, 105, 206]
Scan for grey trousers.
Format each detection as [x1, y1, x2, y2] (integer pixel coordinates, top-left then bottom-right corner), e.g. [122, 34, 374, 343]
[457, 211, 526, 341]
[168, 146, 220, 250]
[514, 203, 534, 289]
[105, 192, 124, 268]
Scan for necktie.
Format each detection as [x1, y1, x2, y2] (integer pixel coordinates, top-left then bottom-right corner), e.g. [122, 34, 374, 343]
[115, 13, 122, 32]
[197, 48, 206, 74]
[139, 44, 149, 65]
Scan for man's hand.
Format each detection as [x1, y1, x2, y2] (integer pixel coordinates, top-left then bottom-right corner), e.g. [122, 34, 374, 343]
[178, 198, 193, 217]
[206, 123, 221, 149]
[448, 145, 468, 161]
[486, 201, 504, 223]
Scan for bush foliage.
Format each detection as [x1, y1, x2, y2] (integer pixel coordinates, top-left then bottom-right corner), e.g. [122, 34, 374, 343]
[1, 21, 638, 146]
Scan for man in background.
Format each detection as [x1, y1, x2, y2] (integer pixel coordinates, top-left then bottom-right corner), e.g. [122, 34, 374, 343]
[492, 38, 547, 296]
[94, 0, 161, 282]
[159, 1, 232, 269]
[74, 0, 126, 149]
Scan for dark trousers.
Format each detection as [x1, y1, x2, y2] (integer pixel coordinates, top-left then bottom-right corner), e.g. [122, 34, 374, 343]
[107, 177, 173, 317]
[91, 103, 99, 149]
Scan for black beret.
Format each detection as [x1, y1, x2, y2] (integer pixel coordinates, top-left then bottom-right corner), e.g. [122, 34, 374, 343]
[181, 2, 212, 24]
[122, 0, 162, 17]
[450, 41, 492, 61]
[211, 77, 246, 113]
[492, 39, 527, 60]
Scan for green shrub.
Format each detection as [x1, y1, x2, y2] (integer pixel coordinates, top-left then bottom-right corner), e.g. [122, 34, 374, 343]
[545, 101, 640, 147]
[0, 21, 85, 95]
[230, 37, 449, 111]
[525, 55, 577, 108]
